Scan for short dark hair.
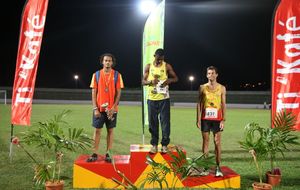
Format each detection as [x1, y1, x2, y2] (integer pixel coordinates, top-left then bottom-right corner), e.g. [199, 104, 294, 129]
[99, 53, 116, 66]
[207, 66, 218, 74]
[154, 48, 164, 56]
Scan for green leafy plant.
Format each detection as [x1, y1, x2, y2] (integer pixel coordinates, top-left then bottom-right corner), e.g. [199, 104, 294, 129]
[239, 110, 299, 184]
[239, 122, 268, 183]
[267, 110, 299, 174]
[108, 150, 138, 190]
[13, 110, 93, 187]
[139, 146, 214, 189]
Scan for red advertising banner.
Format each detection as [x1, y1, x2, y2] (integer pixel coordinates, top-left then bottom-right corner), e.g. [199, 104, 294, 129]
[272, 0, 300, 130]
[11, 0, 49, 126]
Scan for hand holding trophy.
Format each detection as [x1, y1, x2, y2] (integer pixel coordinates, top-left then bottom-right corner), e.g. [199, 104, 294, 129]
[151, 74, 160, 94]
[101, 103, 115, 121]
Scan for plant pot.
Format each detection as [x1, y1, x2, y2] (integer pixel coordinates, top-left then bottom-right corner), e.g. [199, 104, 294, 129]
[252, 182, 272, 190]
[266, 171, 281, 186]
[45, 180, 64, 190]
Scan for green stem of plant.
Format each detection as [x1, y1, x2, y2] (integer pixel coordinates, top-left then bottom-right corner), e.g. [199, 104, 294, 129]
[52, 152, 57, 182]
[270, 155, 274, 172]
[57, 153, 62, 182]
[251, 151, 262, 183]
[18, 144, 38, 164]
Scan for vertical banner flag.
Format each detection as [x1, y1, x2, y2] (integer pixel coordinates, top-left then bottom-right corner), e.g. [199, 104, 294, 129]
[11, 0, 49, 126]
[142, 0, 165, 127]
[271, 0, 300, 130]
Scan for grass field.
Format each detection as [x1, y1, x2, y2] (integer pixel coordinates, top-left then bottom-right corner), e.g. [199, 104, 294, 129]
[0, 104, 300, 190]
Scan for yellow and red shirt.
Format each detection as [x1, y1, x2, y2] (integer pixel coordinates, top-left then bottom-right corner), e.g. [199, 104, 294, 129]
[201, 83, 223, 121]
[90, 69, 124, 112]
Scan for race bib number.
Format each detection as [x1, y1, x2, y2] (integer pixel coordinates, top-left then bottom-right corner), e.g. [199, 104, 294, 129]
[204, 108, 218, 119]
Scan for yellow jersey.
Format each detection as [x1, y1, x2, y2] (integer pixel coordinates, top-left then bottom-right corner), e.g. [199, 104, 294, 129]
[201, 83, 223, 121]
[147, 62, 169, 100]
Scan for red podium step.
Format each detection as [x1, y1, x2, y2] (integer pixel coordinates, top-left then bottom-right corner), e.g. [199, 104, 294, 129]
[73, 144, 240, 188]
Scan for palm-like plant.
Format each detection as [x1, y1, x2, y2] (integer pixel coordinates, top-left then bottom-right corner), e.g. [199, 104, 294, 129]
[268, 110, 299, 174]
[141, 154, 171, 189]
[168, 146, 214, 182]
[140, 146, 214, 189]
[239, 110, 299, 184]
[239, 122, 269, 183]
[20, 110, 93, 186]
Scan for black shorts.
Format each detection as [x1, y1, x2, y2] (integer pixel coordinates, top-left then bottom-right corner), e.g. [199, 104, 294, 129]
[92, 111, 117, 129]
[201, 120, 222, 133]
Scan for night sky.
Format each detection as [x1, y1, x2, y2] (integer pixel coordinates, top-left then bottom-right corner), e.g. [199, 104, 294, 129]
[2, 0, 279, 91]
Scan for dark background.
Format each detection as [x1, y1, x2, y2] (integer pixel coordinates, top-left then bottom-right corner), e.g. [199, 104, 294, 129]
[2, 0, 279, 91]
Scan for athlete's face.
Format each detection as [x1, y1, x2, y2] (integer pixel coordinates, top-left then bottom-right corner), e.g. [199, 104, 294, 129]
[207, 69, 218, 82]
[102, 56, 113, 69]
[154, 54, 164, 65]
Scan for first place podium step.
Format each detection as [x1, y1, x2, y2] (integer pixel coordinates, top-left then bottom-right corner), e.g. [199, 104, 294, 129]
[73, 144, 240, 189]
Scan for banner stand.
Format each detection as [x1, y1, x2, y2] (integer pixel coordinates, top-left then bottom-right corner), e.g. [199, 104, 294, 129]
[9, 124, 14, 163]
[141, 0, 165, 145]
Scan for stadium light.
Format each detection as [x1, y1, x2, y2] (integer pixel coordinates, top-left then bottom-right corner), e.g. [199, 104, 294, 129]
[139, 0, 157, 15]
[189, 75, 195, 91]
[74, 74, 79, 88]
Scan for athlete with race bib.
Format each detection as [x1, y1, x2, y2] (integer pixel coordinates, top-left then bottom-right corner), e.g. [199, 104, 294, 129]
[196, 66, 226, 177]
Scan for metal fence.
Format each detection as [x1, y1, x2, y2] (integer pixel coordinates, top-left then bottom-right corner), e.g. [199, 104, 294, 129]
[0, 87, 270, 105]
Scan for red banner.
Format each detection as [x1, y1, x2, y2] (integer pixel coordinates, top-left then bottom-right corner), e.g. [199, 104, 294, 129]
[11, 0, 49, 126]
[271, 0, 300, 130]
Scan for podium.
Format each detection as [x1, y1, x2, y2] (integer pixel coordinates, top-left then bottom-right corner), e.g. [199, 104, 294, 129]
[73, 144, 240, 188]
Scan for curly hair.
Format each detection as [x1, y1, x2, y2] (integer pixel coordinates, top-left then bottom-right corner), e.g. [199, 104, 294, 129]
[99, 53, 116, 67]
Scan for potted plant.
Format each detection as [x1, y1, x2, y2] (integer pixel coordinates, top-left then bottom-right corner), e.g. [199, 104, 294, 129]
[239, 110, 299, 189]
[12, 110, 93, 190]
[264, 110, 299, 186]
[239, 122, 272, 190]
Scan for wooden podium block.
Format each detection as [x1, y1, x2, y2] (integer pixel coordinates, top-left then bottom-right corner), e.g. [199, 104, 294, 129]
[129, 144, 184, 183]
[183, 166, 240, 188]
[73, 144, 240, 189]
[73, 154, 130, 188]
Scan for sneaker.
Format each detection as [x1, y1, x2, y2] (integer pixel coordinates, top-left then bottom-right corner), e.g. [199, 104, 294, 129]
[161, 146, 168, 154]
[215, 166, 223, 177]
[149, 145, 158, 154]
[86, 153, 98, 162]
[199, 168, 209, 176]
[105, 153, 112, 163]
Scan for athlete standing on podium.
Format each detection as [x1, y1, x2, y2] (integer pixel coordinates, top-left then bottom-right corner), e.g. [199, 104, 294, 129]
[142, 48, 178, 154]
[196, 66, 226, 177]
[87, 53, 124, 162]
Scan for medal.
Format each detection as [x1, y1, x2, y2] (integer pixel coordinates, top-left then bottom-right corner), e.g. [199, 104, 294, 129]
[102, 70, 112, 93]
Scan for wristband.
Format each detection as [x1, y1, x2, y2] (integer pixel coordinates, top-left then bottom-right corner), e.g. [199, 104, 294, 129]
[93, 107, 98, 110]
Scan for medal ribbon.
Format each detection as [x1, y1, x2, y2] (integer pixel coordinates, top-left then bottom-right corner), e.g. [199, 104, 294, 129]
[102, 70, 112, 92]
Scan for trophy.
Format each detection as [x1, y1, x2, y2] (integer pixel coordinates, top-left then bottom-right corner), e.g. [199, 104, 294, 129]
[151, 74, 160, 94]
[101, 103, 115, 121]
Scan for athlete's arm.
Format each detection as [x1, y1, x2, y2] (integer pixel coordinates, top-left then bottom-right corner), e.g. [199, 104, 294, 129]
[163, 63, 178, 86]
[196, 85, 203, 128]
[142, 64, 152, 86]
[221, 85, 226, 121]
[220, 85, 226, 130]
[92, 88, 101, 118]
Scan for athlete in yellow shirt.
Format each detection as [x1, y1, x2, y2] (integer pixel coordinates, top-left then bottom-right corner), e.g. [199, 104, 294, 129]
[196, 66, 226, 177]
[142, 48, 178, 154]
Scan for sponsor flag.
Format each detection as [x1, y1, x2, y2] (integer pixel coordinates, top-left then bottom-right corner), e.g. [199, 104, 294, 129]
[11, 0, 49, 126]
[142, 0, 165, 128]
[271, 0, 300, 130]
